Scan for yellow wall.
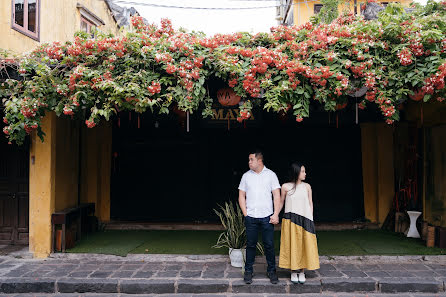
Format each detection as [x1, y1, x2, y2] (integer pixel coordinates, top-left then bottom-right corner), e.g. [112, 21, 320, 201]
[29, 114, 81, 258]
[29, 112, 112, 258]
[55, 118, 80, 211]
[0, 0, 120, 55]
[80, 122, 112, 222]
[292, 0, 412, 26]
[361, 122, 395, 225]
[2, 0, 117, 258]
[29, 112, 57, 258]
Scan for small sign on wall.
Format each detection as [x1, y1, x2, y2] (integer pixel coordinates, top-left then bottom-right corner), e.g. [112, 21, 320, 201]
[210, 107, 255, 121]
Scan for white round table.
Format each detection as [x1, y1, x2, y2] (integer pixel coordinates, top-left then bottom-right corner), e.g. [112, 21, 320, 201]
[405, 211, 422, 238]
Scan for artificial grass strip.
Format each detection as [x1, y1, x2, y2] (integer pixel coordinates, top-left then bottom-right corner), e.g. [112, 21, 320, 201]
[66, 231, 147, 256]
[65, 229, 446, 256]
[130, 230, 226, 254]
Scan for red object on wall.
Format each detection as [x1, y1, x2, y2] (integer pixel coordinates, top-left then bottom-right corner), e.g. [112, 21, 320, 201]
[217, 88, 241, 106]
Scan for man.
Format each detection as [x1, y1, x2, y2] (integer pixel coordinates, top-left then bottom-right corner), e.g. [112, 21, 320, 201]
[238, 149, 281, 284]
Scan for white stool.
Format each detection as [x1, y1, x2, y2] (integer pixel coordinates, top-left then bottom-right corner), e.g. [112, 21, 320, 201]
[405, 211, 422, 238]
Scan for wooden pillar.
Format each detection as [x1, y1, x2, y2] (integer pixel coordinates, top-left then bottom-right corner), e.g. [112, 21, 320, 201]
[361, 123, 379, 222]
[99, 122, 111, 222]
[376, 123, 395, 224]
[29, 112, 57, 258]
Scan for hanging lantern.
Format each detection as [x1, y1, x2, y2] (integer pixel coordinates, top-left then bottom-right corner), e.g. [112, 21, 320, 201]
[409, 89, 424, 101]
[217, 88, 241, 106]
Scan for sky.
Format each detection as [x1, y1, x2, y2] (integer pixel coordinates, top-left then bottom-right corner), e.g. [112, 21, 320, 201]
[113, 0, 428, 36]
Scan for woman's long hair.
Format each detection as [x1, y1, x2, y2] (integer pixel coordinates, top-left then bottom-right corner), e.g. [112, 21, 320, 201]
[288, 162, 303, 195]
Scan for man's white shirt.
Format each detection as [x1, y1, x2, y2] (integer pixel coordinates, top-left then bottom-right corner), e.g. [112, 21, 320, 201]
[238, 166, 281, 218]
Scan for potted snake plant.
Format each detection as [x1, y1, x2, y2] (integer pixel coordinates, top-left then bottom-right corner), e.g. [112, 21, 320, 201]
[213, 201, 263, 268]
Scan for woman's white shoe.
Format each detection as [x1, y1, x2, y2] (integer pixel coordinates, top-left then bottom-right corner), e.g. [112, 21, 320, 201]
[291, 272, 299, 284]
[298, 272, 306, 284]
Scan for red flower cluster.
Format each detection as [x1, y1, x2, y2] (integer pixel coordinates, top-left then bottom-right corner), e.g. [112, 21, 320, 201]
[327, 51, 337, 62]
[237, 110, 251, 122]
[270, 25, 299, 41]
[409, 40, 424, 56]
[69, 67, 85, 91]
[243, 71, 261, 98]
[422, 63, 446, 95]
[366, 89, 378, 102]
[397, 48, 413, 66]
[380, 104, 396, 117]
[63, 106, 74, 116]
[20, 98, 37, 118]
[365, 73, 376, 88]
[147, 81, 161, 95]
[24, 123, 38, 134]
[45, 42, 64, 60]
[85, 119, 96, 128]
[131, 16, 146, 32]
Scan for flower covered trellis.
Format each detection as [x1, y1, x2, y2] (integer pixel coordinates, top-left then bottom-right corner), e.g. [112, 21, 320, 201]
[1, 0, 446, 145]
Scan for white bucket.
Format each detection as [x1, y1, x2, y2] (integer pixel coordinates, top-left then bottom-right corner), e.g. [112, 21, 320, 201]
[229, 248, 246, 268]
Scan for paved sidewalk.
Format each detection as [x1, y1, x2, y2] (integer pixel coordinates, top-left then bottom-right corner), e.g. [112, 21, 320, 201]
[0, 253, 445, 295]
[0, 293, 446, 297]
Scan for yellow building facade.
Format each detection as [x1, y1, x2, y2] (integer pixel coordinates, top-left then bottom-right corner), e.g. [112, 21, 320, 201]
[0, 0, 121, 55]
[1, 0, 444, 260]
[287, 0, 412, 26]
[0, 0, 124, 258]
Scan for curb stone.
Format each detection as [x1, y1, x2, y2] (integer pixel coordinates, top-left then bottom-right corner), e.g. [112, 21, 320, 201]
[56, 278, 118, 293]
[321, 277, 377, 292]
[379, 278, 443, 293]
[231, 279, 287, 294]
[0, 278, 55, 293]
[177, 279, 229, 293]
[119, 279, 175, 294]
[288, 279, 322, 293]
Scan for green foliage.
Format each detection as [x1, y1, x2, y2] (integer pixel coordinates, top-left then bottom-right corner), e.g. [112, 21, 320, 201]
[312, 0, 340, 24]
[213, 201, 264, 255]
[2, 3, 446, 145]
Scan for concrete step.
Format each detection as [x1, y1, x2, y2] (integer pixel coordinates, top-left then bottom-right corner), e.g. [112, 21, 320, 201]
[0, 277, 444, 294]
[0, 293, 446, 297]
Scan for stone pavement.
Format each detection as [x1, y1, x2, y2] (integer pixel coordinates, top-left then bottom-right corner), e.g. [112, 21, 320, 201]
[0, 253, 445, 295]
[0, 293, 446, 297]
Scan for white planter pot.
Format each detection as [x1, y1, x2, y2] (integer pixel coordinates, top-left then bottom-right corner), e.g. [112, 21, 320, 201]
[229, 248, 246, 268]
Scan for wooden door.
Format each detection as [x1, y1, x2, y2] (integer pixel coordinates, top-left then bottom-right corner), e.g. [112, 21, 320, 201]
[0, 116, 29, 244]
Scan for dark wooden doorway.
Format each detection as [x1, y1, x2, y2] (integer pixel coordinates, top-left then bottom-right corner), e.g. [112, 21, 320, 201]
[111, 107, 365, 223]
[0, 113, 29, 244]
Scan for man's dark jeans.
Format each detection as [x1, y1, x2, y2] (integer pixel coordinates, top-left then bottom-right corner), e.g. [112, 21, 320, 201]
[244, 215, 276, 273]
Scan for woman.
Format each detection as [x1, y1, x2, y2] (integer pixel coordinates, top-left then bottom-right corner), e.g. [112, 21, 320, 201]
[278, 162, 320, 284]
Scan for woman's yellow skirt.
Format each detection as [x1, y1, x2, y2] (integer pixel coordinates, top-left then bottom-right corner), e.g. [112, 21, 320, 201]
[279, 215, 320, 271]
